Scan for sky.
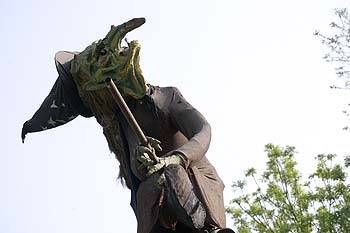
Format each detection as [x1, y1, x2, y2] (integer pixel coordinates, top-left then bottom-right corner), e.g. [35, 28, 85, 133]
[1, 0, 350, 232]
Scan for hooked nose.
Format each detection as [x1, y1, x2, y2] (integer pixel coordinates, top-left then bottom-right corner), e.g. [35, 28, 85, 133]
[105, 18, 146, 50]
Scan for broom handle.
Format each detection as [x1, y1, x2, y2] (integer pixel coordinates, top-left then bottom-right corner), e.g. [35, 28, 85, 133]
[105, 78, 159, 163]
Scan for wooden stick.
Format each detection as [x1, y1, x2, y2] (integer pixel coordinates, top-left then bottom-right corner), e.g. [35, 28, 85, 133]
[105, 78, 159, 162]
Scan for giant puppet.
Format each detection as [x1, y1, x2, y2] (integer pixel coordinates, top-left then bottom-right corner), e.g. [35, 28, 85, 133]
[22, 18, 234, 233]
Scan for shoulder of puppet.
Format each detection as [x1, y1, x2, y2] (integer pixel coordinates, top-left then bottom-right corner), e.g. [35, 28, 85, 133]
[154, 86, 180, 96]
[150, 86, 185, 111]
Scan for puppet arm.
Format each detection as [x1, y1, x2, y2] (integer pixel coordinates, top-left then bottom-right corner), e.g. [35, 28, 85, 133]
[168, 87, 211, 168]
[136, 87, 210, 176]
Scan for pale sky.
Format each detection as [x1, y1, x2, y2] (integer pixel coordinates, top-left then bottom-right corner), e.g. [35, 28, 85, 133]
[2, 0, 350, 232]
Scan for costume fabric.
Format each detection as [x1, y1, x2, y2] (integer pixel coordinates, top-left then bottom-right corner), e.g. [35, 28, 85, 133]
[22, 52, 227, 233]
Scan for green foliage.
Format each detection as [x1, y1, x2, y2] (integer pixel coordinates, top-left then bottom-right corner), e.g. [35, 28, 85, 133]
[315, 8, 350, 130]
[226, 144, 350, 233]
[315, 8, 350, 85]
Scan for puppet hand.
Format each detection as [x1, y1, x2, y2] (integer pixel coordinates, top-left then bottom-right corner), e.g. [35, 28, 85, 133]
[146, 136, 162, 152]
[146, 154, 185, 177]
[135, 136, 162, 169]
[135, 146, 154, 169]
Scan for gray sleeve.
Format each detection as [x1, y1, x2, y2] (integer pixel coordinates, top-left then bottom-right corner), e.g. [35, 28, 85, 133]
[169, 88, 211, 166]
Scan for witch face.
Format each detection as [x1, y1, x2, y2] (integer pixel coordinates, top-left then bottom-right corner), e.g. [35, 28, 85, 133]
[70, 18, 148, 100]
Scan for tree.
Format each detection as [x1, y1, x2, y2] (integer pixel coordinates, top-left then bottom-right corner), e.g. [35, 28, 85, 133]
[315, 8, 350, 129]
[315, 8, 350, 87]
[226, 144, 350, 233]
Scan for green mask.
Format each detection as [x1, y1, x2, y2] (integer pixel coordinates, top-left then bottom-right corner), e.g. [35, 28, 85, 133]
[71, 18, 148, 99]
